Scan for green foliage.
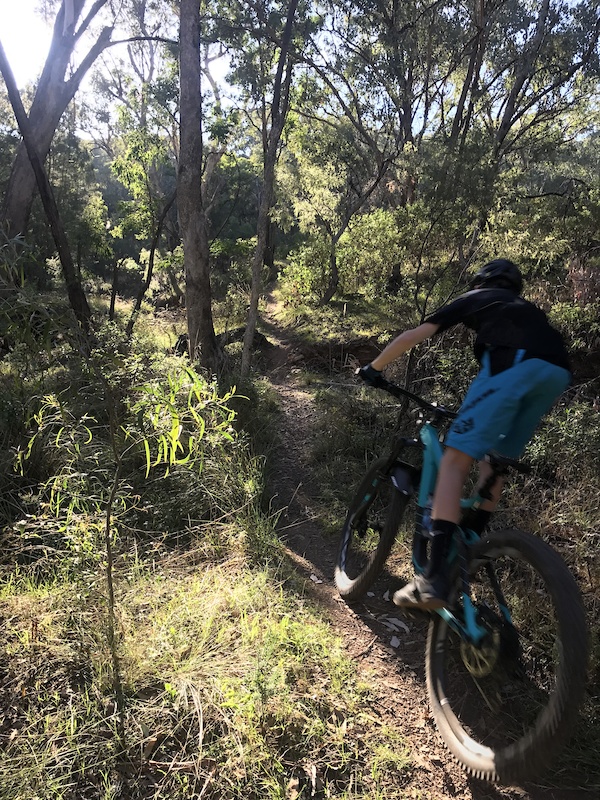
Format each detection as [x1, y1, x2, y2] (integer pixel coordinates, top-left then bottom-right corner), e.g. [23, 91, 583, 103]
[209, 155, 262, 242]
[279, 200, 469, 320]
[11, 354, 244, 567]
[24, 127, 112, 283]
[111, 128, 174, 240]
[210, 237, 256, 299]
[337, 209, 403, 293]
[131, 366, 236, 478]
[548, 301, 600, 352]
[280, 236, 330, 300]
[527, 402, 600, 489]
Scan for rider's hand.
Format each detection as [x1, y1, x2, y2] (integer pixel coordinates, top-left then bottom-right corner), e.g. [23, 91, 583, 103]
[356, 364, 384, 387]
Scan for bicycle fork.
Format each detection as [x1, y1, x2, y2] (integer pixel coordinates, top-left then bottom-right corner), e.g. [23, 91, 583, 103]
[437, 531, 514, 647]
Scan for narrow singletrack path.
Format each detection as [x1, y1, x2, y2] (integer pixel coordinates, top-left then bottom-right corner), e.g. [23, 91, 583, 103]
[260, 298, 595, 800]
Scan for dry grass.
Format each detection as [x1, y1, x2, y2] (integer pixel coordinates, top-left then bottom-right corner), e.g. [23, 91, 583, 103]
[0, 536, 413, 800]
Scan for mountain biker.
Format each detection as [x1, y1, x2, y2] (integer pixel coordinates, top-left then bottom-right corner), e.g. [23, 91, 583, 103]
[358, 258, 571, 610]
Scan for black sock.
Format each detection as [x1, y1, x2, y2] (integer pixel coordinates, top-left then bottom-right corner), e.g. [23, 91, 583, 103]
[425, 519, 456, 578]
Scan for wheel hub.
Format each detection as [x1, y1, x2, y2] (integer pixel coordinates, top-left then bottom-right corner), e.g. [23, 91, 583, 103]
[460, 629, 501, 677]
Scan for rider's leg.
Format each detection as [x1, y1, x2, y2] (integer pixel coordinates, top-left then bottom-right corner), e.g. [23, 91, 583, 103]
[432, 447, 474, 522]
[394, 360, 570, 610]
[475, 460, 504, 509]
[426, 447, 473, 578]
[461, 460, 505, 534]
[394, 447, 473, 609]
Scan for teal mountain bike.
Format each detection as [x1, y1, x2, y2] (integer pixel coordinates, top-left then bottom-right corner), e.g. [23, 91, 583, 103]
[334, 377, 588, 782]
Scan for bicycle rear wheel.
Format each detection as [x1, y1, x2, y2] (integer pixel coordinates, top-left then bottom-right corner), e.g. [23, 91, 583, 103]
[426, 528, 588, 782]
[335, 458, 410, 601]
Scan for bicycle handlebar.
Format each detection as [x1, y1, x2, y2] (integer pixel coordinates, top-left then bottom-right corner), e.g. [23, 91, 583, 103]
[356, 371, 532, 473]
[362, 373, 457, 420]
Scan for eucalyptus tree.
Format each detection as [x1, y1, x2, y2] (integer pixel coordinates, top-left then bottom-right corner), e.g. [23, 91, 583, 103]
[316, 0, 600, 279]
[0, 0, 114, 240]
[178, 0, 222, 370]
[82, 1, 182, 331]
[433, 0, 600, 237]
[0, 88, 19, 196]
[289, 0, 459, 305]
[279, 110, 393, 303]
[33, 114, 112, 280]
[0, 0, 174, 331]
[211, 0, 308, 375]
[0, 39, 92, 329]
[276, 0, 439, 303]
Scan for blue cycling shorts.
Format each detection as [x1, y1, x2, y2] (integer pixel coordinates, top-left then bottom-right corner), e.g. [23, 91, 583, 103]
[444, 351, 571, 460]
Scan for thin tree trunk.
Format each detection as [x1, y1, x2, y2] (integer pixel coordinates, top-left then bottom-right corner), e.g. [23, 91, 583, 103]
[0, 41, 91, 333]
[495, 0, 550, 156]
[320, 239, 339, 306]
[165, 267, 185, 303]
[1, 1, 112, 238]
[450, 0, 486, 152]
[240, 0, 299, 377]
[125, 190, 176, 337]
[109, 259, 121, 321]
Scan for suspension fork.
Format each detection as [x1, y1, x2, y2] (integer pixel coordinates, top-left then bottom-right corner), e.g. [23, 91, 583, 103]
[350, 439, 420, 523]
[438, 530, 514, 644]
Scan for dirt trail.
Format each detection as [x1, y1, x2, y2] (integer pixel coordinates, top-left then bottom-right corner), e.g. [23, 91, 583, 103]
[260, 299, 595, 800]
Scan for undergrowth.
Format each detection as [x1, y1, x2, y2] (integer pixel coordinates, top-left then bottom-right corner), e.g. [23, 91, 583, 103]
[0, 553, 411, 799]
[0, 289, 414, 799]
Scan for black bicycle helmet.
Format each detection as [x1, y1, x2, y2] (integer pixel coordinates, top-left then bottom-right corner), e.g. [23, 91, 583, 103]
[469, 258, 523, 293]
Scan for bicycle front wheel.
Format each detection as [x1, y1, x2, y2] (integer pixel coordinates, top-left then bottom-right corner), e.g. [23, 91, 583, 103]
[426, 528, 588, 782]
[334, 458, 409, 601]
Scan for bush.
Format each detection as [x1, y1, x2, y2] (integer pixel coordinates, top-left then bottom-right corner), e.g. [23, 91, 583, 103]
[280, 237, 331, 301]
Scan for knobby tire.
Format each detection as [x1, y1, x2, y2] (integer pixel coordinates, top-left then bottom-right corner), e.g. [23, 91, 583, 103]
[426, 527, 588, 782]
[335, 458, 409, 600]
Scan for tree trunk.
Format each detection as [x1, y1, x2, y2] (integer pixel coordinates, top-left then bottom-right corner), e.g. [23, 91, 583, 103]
[241, 165, 276, 376]
[495, 0, 550, 157]
[109, 259, 121, 321]
[264, 221, 276, 283]
[240, 0, 299, 377]
[1, 0, 112, 238]
[125, 190, 176, 337]
[178, 0, 220, 372]
[0, 40, 91, 334]
[320, 239, 339, 305]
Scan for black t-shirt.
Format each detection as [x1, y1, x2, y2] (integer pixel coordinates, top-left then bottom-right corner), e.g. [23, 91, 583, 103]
[425, 288, 570, 370]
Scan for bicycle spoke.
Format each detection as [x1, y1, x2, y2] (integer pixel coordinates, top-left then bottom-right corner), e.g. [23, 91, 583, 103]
[444, 552, 560, 747]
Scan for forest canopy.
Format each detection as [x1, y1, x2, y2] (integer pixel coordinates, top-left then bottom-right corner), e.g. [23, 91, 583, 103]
[0, 0, 598, 347]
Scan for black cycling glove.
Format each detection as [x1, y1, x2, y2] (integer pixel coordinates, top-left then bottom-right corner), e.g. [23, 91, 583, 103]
[356, 364, 384, 387]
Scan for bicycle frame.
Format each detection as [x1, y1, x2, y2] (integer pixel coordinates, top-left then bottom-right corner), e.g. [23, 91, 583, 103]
[363, 374, 523, 645]
[342, 375, 587, 782]
[398, 419, 506, 646]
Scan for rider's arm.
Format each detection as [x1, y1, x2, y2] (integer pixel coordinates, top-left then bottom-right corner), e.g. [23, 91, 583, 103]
[370, 322, 439, 371]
